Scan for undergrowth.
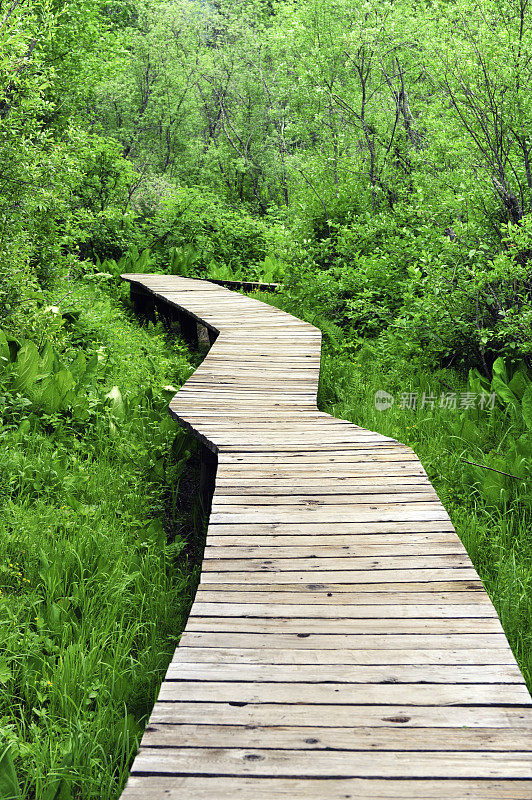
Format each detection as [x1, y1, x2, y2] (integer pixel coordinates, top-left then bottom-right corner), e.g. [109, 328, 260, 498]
[0, 280, 200, 799]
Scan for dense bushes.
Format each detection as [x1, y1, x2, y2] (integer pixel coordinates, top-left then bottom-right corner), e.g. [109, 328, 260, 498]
[270, 205, 532, 373]
[85, 0, 532, 372]
[145, 186, 272, 273]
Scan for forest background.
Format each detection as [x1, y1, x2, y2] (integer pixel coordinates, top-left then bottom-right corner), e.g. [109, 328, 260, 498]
[0, 0, 531, 796]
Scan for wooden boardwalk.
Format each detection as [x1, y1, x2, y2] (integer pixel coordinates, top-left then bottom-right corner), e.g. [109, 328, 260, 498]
[120, 274, 532, 800]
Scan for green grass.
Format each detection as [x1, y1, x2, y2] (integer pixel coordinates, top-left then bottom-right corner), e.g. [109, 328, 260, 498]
[0, 280, 199, 799]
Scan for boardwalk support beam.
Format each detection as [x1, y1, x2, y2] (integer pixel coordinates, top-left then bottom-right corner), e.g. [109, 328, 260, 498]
[130, 284, 156, 322]
[199, 444, 218, 517]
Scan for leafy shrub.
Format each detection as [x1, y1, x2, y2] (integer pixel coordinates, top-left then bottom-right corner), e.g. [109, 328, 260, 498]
[458, 359, 532, 508]
[0, 330, 98, 419]
[72, 135, 144, 263]
[380, 216, 532, 373]
[146, 186, 271, 273]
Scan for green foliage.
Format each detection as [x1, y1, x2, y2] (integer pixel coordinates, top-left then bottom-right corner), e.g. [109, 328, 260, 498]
[2, 336, 98, 417]
[87, 0, 532, 366]
[100, 246, 156, 277]
[0, 0, 141, 330]
[255, 255, 286, 283]
[205, 253, 286, 283]
[0, 282, 197, 799]
[457, 359, 532, 508]
[147, 187, 270, 274]
[168, 245, 202, 277]
[73, 136, 143, 263]
[0, 746, 20, 800]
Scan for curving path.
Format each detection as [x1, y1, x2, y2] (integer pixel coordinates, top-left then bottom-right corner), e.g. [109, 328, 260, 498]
[120, 274, 531, 800]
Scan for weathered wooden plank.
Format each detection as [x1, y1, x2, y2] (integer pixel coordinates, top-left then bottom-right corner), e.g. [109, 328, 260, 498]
[207, 521, 458, 536]
[211, 492, 440, 504]
[138, 722, 532, 749]
[184, 617, 505, 634]
[203, 539, 465, 553]
[179, 631, 510, 649]
[171, 646, 519, 665]
[166, 663, 524, 684]
[189, 601, 496, 619]
[122, 776, 532, 799]
[208, 507, 451, 524]
[201, 555, 471, 572]
[215, 465, 425, 475]
[213, 480, 434, 492]
[193, 589, 492, 604]
[156, 680, 531, 705]
[199, 569, 480, 584]
[203, 543, 468, 557]
[149, 701, 532, 728]
[217, 446, 412, 456]
[130, 747, 532, 778]
[198, 580, 486, 593]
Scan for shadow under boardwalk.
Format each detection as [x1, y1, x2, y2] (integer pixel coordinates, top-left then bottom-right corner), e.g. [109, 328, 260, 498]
[120, 274, 532, 800]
